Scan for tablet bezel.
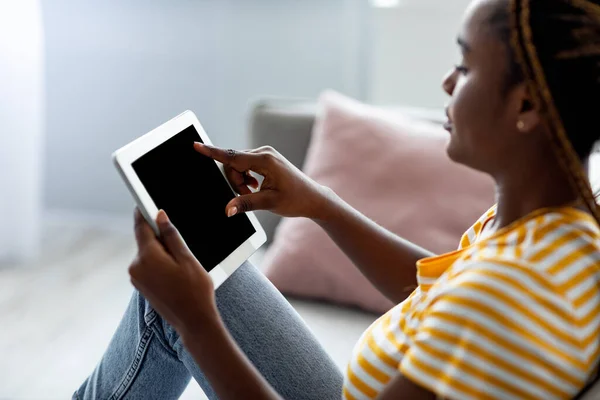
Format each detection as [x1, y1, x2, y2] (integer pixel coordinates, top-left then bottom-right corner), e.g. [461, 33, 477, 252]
[112, 110, 267, 289]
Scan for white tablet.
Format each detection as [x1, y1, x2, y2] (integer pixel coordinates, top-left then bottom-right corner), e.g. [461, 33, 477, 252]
[112, 110, 267, 289]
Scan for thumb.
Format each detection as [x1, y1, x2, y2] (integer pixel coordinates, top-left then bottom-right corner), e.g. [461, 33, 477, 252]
[226, 191, 275, 216]
[156, 210, 193, 263]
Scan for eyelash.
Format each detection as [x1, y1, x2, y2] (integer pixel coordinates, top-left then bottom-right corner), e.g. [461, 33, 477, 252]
[455, 64, 469, 74]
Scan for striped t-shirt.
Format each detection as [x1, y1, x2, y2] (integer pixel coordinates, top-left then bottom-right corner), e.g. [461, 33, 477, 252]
[343, 205, 600, 400]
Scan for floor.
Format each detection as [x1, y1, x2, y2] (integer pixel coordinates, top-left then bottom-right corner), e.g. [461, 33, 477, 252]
[1, 219, 377, 399]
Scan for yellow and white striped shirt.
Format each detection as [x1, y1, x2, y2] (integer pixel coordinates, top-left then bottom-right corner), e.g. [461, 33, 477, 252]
[343, 205, 600, 400]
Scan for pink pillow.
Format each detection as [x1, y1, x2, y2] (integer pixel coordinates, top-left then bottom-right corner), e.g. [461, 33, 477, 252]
[262, 91, 494, 313]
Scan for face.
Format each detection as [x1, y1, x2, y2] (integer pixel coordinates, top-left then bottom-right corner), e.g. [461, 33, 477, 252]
[443, 0, 523, 173]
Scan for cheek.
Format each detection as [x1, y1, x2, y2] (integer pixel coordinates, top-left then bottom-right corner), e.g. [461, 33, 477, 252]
[452, 76, 499, 145]
[447, 75, 501, 165]
[453, 78, 481, 132]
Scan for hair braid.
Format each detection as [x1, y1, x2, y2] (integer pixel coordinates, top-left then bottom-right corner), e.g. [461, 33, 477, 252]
[509, 0, 600, 226]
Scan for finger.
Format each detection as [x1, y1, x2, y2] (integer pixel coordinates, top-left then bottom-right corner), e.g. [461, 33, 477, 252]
[129, 262, 148, 288]
[130, 275, 142, 291]
[156, 210, 194, 264]
[193, 142, 265, 173]
[224, 166, 252, 195]
[225, 191, 276, 216]
[134, 208, 157, 250]
[243, 172, 259, 189]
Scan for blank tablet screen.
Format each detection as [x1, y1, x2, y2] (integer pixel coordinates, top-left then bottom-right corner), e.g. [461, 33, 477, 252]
[132, 125, 256, 272]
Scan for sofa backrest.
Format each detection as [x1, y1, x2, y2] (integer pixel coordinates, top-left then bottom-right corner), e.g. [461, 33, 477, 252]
[248, 97, 445, 244]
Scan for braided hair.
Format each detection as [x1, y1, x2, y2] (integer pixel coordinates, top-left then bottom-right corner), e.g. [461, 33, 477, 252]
[490, 2, 600, 395]
[490, 0, 600, 224]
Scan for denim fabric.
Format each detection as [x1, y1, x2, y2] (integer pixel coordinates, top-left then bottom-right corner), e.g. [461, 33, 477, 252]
[74, 262, 343, 400]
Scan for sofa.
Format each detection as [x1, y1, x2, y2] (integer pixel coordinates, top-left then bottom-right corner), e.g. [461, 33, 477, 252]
[245, 97, 600, 399]
[246, 97, 447, 370]
[246, 98, 382, 371]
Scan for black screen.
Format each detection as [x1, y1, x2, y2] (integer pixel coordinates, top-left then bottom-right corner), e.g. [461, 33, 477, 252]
[132, 125, 256, 272]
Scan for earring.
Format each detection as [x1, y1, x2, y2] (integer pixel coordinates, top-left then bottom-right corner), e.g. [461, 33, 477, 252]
[517, 120, 526, 131]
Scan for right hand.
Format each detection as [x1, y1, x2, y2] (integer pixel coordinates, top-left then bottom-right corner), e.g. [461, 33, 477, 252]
[193, 143, 332, 219]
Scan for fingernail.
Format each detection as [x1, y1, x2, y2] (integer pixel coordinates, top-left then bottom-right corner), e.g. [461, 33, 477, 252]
[227, 207, 238, 217]
[157, 210, 169, 225]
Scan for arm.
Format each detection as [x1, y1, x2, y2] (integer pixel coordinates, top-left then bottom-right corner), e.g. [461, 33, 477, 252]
[181, 317, 435, 400]
[314, 189, 433, 303]
[194, 143, 434, 304]
[129, 209, 436, 400]
[129, 210, 282, 400]
[180, 314, 281, 400]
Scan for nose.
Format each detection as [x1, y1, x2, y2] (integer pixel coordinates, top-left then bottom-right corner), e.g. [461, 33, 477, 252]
[442, 69, 457, 96]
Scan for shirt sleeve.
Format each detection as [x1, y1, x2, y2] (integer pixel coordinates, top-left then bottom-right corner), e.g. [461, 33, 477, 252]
[398, 262, 586, 400]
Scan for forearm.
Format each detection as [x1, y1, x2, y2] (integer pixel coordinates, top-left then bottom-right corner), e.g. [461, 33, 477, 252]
[314, 189, 434, 304]
[180, 314, 282, 400]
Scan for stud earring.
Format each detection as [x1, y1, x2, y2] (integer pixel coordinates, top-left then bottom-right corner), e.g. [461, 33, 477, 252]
[517, 120, 526, 131]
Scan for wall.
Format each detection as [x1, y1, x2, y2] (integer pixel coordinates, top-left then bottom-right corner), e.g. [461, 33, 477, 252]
[42, 0, 368, 215]
[367, 0, 600, 189]
[0, 0, 44, 261]
[367, 0, 471, 107]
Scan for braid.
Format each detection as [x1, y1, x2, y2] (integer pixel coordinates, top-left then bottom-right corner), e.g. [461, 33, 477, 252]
[508, 0, 600, 226]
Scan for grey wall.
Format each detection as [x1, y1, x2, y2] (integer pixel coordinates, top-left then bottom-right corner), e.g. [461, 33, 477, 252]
[42, 0, 369, 215]
[367, 1, 470, 107]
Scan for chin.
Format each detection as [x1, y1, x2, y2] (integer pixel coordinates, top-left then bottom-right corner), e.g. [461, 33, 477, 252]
[446, 137, 473, 168]
[446, 137, 462, 163]
[446, 139, 487, 174]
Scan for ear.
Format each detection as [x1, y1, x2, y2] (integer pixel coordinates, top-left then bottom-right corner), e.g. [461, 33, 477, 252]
[512, 83, 542, 133]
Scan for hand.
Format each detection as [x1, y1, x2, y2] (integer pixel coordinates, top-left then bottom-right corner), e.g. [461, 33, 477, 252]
[129, 209, 218, 335]
[194, 143, 332, 220]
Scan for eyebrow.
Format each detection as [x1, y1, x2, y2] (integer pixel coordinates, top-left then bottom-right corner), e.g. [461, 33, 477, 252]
[457, 37, 471, 53]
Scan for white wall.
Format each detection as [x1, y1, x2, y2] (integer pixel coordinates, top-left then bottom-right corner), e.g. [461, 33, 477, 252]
[0, 0, 44, 262]
[367, 0, 471, 108]
[42, 0, 369, 215]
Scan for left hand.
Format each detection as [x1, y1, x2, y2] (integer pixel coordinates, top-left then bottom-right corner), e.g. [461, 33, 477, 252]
[128, 208, 218, 335]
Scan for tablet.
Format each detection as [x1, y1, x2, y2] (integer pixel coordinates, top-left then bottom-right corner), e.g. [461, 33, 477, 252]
[112, 110, 267, 289]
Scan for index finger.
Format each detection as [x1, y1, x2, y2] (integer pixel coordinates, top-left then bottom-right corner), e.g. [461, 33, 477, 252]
[193, 142, 262, 173]
[134, 208, 157, 250]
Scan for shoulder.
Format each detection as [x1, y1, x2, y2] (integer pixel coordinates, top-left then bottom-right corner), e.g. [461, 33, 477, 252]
[522, 209, 600, 258]
[508, 209, 600, 296]
[458, 204, 497, 249]
[463, 208, 600, 288]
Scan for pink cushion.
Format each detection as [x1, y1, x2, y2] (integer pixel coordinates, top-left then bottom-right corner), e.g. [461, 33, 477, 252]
[262, 91, 494, 313]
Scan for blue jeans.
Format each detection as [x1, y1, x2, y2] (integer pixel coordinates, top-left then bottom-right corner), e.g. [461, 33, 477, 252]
[73, 262, 343, 400]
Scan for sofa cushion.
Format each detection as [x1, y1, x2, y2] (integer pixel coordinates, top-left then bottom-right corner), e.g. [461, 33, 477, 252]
[262, 91, 495, 313]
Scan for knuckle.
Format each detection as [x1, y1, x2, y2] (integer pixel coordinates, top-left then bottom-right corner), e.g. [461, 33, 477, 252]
[257, 146, 277, 157]
[263, 145, 277, 154]
[134, 213, 144, 230]
[162, 223, 177, 236]
[139, 244, 156, 261]
[238, 197, 253, 212]
[259, 152, 274, 164]
[226, 148, 237, 161]
[129, 259, 141, 277]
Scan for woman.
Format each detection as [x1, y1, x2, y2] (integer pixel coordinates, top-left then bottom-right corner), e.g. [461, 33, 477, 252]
[74, 0, 600, 399]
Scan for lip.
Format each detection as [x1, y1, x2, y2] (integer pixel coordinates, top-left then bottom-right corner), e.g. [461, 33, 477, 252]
[444, 107, 453, 133]
[443, 121, 453, 133]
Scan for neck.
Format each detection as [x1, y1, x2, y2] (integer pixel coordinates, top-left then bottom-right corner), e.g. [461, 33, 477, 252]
[491, 157, 588, 230]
